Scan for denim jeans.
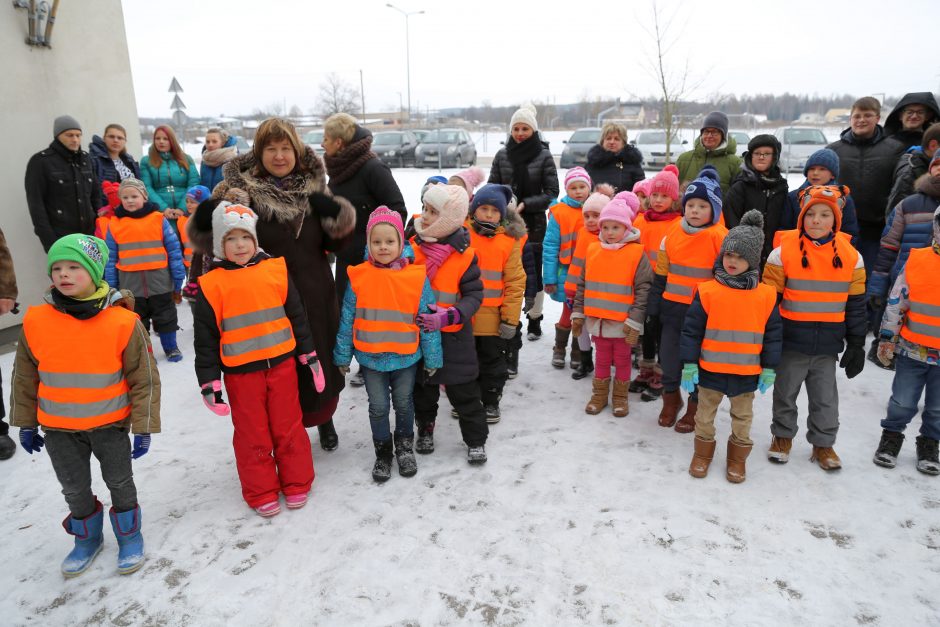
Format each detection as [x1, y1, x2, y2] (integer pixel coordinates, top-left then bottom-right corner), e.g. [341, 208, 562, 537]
[362, 364, 417, 441]
[882, 354, 940, 441]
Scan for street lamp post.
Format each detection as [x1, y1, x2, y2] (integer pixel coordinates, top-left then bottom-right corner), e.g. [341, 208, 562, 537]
[386, 3, 424, 124]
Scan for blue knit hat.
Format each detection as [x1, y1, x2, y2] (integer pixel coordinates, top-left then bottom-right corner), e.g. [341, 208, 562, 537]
[803, 148, 840, 180]
[682, 165, 722, 224]
[471, 184, 513, 219]
[186, 185, 212, 203]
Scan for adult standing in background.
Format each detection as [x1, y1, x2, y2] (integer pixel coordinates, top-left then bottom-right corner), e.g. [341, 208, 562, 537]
[200, 127, 238, 191]
[88, 123, 141, 184]
[676, 111, 742, 194]
[140, 125, 199, 233]
[584, 121, 645, 193]
[882, 92, 940, 151]
[25, 115, 102, 252]
[886, 123, 940, 215]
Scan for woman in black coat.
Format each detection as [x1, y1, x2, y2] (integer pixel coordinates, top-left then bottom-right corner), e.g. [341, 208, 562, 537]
[584, 121, 646, 193]
[88, 123, 142, 184]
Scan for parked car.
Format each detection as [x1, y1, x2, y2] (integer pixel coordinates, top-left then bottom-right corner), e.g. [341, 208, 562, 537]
[413, 129, 433, 143]
[373, 130, 419, 167]
[773, 126, 829, 173]
[414, 129, 477, 168]
[302, 129, 325, 157]
[729, 130, 750, 157]
[632, 130, 689, 169]
[559, 127, 602, 168]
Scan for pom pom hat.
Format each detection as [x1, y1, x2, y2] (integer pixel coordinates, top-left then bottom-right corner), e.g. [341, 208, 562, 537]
[211, 201, 258, 259]
[682, 165, 723, 224]
[510, 103, 539, 132]
[720, 209, 764, 270]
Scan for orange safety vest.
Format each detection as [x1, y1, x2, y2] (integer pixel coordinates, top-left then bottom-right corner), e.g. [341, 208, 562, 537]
[347, 262, 425, 354]
[468, 230, 516, 307]
[95, 215, 112, 240]
[662, 222, 728, 305]
[199, 257, 297, 367]
[24, 304, 136, 430]
[634, 212, 680, 266]
[772, 228, 853, 250]
[550, 201, 584, 265]
[177, 215, 193, 269]
[582, 241, 645, 322]
[109, 211, 168, 272]
[697, 280, 777, 375]
[565, 227, 600, 294]
[900, 247, 940, 349]
[778, 231, 857, 323]
[411, 239, 475, 332]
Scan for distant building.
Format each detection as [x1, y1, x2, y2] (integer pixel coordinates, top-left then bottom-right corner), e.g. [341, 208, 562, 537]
[825, 108, 851, 125]
[795, 112, 825, 125]
[599, 102, 652, 127]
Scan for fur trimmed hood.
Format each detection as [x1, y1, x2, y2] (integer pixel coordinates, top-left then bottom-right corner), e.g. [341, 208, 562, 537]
[502, 206, 527, 239]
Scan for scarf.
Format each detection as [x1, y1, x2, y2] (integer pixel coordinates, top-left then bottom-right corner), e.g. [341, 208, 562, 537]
[599, 227, 641, 250]
[558, 195, 583, 208]
[681, 217, 710, 235]
[471, 217, 500, 237]
[714, 265, 759, 290]
[369, 255, 411, 271]
[505, 133, 543, 199]
[324, 135, 376, 185]
[201, 145, 237, 168]
[644, 209, 682, 222]
[417, 241, 453, 280]
[50, 282, 112, 320]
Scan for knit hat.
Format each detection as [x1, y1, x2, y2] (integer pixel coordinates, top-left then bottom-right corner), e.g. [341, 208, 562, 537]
[450, 167, 485, 194]
[632, 179, 652, 197]
[803, 148, 840, 179]
[53, 115, 81, 138]
[417, 184, 469, 242]
[366, 206, 405, 254]
[118, 177, 149, 200]
[186, 185, 212, 203]
[470, 184, 513, 219]
[746, 134, 782, 166]
[47, 234, 108, 286]
[599, 194, 640, 229]
[420, 175, 448, 205]
[682, 165, 723, 224]
[509, 103, 539, 132]
[613, 191, 641, 218]
[700, 111, 729, 140]
[649, 164, 680, 200]
[564, 167, 592, 191]
[582, 192, 610, 215]
[211, 201, 259, 259]
[720, 209, 764, 270]
[797, 185, 846, 234]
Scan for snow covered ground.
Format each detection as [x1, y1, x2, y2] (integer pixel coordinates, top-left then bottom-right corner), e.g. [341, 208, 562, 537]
[1, 166, 938, 626]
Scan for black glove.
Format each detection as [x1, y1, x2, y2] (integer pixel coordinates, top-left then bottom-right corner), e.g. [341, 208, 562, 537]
[308, 192, 341, 219]
[869, 295, 885, 311]
[839, 344, 865, 379]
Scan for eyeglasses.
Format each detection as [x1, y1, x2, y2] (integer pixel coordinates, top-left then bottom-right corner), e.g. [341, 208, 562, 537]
[701, 129, 722, 136]
[104, 134, 126, 140]
[752, 151, 774, 159]
[904, 108, 927, 118]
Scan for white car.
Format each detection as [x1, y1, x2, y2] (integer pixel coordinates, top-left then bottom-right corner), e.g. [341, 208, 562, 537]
[632, 130, 689, 169]
[773, 126, 829, 173]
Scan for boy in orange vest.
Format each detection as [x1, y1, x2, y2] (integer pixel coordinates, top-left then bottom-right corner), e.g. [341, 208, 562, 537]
[763, 186, 867, 470]
[104, 178, 187, 362]
[334, 207, 443, 482]
[12, 234, 160, 577]
[193, 202, 320, 516]
[680, 210, 783, 482]
[571, 193, 652, 416]
[647, 166, 729, 432]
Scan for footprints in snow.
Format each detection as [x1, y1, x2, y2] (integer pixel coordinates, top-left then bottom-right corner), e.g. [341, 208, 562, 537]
[803, 520, 853, 548]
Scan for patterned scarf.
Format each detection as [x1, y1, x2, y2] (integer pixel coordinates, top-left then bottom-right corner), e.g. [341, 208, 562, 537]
[714, 262, 759, 290]
[324, 135, 377, 185]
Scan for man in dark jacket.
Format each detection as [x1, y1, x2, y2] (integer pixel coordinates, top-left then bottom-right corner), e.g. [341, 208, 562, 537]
[886, 122, 940, 215]
[883, 92, 940, 150]
[25, 115, 103, 252]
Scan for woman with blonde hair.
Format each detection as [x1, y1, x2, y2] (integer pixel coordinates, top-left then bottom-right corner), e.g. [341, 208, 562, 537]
[584, 121, 645, 194]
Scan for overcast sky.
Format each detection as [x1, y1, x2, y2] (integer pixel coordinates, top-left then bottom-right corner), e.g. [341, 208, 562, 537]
[122, 0, 939, 119]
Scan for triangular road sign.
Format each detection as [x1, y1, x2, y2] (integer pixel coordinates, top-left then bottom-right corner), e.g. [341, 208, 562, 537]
[170, 94, 187, 110]
[168, 77, 183, 92]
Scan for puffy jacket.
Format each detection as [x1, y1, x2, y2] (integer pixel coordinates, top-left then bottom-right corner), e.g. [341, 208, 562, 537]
[886, 148, 931, 216]
[883, 92, 940, 150]
[723, 160, 789, 266]
[140, 152, 200, 211]
[104, 203, 187, 296]
[488, 140, 559, 217]
[675, 136, 742, 194]
[780, 179, 859, 245]
[468, 208, 526, 334]
[88, 135, 141, 185]
[199, 134, 237, 191]
[543, 199, 581, 302]
[584, 144, 645, 193]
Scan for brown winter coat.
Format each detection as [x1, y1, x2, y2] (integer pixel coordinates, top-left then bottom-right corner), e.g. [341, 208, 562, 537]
[469, 208, 527, 336]
[10, 289, 161, 434]
[0, 228, 17, 300]
[212, 148, 356, 412]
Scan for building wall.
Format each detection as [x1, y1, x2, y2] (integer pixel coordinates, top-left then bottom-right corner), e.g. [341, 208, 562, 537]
[0, 0, 140, 332]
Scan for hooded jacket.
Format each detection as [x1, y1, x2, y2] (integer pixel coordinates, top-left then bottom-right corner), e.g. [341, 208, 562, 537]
[886, 148, 933, 216]
[675, 136, 742, 195]
[883, 92, 940, 150]
[584, 143, 645, 193]
[723, 156, 790, 266]
[88, 135, 142, 185]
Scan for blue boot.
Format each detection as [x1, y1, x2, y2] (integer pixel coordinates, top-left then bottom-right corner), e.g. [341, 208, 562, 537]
[159, 332, 183, 362]
[109, 505, 145, 574]
[61, 500, 104, 578]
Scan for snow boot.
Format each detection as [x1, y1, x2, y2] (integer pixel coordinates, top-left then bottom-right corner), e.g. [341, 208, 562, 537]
[507, 346, 519, 379]
[658, 390, 683, 427]
[915, 435, 940, 475]
[674, 397, 698, 434]
[585, 377, 610, 414]
[467, 445, 488, 465]
[159, 332, 183, 363]
[415, 422, 435, 454]
[811, 446, 842, 471]
[109, 505, 145, 575]
[641, 367, 664, 401]
[726, 438, 752, 483]
[394, 434, 417, 477]
[872, 430, 905, 469]
[372, 439, 394, 482]
[689, 437, 716, 478]
[0, 433, 15, 460]
[317, 420, 339, 451]
[61, 500, 104, 578]
[572, 347, 594, 380]
[552, 325, 570, 369]
[629, 362, 654, 394]
[768, 436, 792, 463]
[611, 379, 630, 417]
[570, 334, 582, 369]
[527, 315, 543, 341]
[484, 404, 501, 424]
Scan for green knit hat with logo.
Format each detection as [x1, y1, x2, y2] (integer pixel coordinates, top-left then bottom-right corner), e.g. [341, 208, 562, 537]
[47, 234, 109, 286]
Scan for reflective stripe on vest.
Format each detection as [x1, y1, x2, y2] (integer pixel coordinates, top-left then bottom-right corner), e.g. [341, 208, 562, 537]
[110, 212, 169, 271]
[582, 242, 644, 322]
[634, 213, 680, 269]
[900, 247, 940, 349]
[469, 230, 516, 307]
[551, 202, 584, 265]
[778, 232, 857, 323]
[564, 227, 598, 295]
[348, 262, 425, 354]
[412, 240, 475, 332]
[662, 222, 727, 305]
[177, 215, 193, 268]
[697, 280, 777, 375]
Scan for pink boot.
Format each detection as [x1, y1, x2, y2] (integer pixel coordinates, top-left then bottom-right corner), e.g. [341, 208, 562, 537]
[285, 493, 308, 510]
[254, 501, 281, 517]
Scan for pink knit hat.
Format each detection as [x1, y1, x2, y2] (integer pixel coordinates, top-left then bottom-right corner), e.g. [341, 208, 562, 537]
[367, 206, 405, 247]
[564, 167, 592, 191]
[614, 191, 641, 218]
[450, 166, 485, 194]
[599, 197, 635, 229]
[417, 184, 469, 242]
[649, 164, 680, 200]
[582, 192, 609, 214]
[632, 179, 652, 197]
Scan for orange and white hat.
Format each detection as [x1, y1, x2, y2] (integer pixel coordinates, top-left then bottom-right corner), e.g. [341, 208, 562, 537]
[212, 201, 258, 258]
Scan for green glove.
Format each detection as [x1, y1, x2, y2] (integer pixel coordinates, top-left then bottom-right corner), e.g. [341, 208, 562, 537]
[758, 368, 776, 394]
[681, 363, 699, 394]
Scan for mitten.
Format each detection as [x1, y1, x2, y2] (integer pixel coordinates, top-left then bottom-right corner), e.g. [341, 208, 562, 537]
[544, 284, 557, 295]
[680, 363, 699, 394]
[308, 192, 341, 219]
[839, 344, 865, 379]
[758, 368, 776, 394]
[18, 428, 44, 454]
[416, 304, 459, 332]
[181, 281, 199, 300]
[498, 322, 517, 340]
[298, 351, 327, 393]
[200, 380, 231, 416]
[623, 326, 640, 345]
[131, 434, 151, 460]
[570, 318, 584, 337]
[877, 341, 896, 367]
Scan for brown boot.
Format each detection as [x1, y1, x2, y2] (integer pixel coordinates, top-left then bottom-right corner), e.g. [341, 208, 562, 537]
[811, 446, 842, 471]
[689, 437, 716, 478]
[569, 333, 582, 369]
[552, 325, 570, 369]
[674, 397, 698, 433]
[658, 390, 683, 427]
[585, 377, 610, 414]
[726, 438, 753, 483]
[767, 436, 792, 464]
[611, 379, 629, 417]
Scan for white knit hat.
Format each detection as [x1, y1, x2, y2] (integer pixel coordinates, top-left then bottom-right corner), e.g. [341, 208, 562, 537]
[416, 185, 469, 242]
[509, 103, 539, 132]
[212, 201, 258, 259]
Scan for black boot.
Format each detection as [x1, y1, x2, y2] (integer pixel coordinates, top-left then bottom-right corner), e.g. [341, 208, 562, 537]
[872, 430, 904, 468]
[394, 434, 418, 477]
[916, 435, 940, 475]
[867, 338, 895, 370]
[372, 439, 394, 482]
[571, 347, 594, 380]
[317, 419, 339, 452]
[526, 315, 543, 341]
[507, 324, 522, 379]
[0, 432, 15, 460]
[415, 421, 435, 454]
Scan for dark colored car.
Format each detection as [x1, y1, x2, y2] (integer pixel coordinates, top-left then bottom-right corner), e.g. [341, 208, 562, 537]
[302, 129, 325, 157]
[413, 129, 433, 143]
[414, 129, 477, 168]
[373, 131, 419, 167]
[560, 127, 602, 168]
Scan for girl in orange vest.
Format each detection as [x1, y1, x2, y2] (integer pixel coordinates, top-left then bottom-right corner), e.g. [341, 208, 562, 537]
[12, 234, 160, 577]
[762, 185, 867, 471]
[647, 166, 729, 432]
[334, 207, 443, 482]
[410, 184, 488, 464]
[179, 185, 211, 302]
[467, 184, 526, 423]
[193, 202, 319, 517]
[679, 210, 783, 482]
[571, 193, 652, 417]
[104, 178, 187, 362]
[631, 164, 682, 402]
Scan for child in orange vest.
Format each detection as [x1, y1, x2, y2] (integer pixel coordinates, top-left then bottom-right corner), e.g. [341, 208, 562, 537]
[545, 167, 591, 370]
[411, 184, 488, 464]
[631, 164, 683, 402]
[680, 210, 783, 482]
[647, 165, 729, 432]
[448, 166, 485, 203]
[571, 193, 652, 417]
[633, 179, 652, 212]
[467, 184, 526, 422]
[104, 178, 187, 362]
[193, 202, 320, 516]
[12, 234, 160, 577]
[762, 185, 867, 471]
[334, 207, 443, 482]
[95, 180, 121, 239]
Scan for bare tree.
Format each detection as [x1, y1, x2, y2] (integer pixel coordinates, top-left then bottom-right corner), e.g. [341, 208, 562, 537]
[288, 104, 304, 118]
[316, 73, 361, 117]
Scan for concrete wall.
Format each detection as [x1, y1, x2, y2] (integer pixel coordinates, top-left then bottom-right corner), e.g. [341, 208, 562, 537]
[0, 0, 140, 334]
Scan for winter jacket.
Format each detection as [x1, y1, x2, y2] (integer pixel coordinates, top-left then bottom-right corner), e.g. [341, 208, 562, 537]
[723, 159, 789, 266]
[886, 148, 931, 217]
[104, 203, 187, 296]
[584, 144, 645, 193]
[25, 140, 103, 252]
[468, 208, 526, 335]
[827, 126, 905, 240]
[199, 135, 238, 191]
[193, 253, 315, 384]
[542, 199, 579, 302]
[0, 228, 17, 301]
[879, 260, 940, 364]
[140, 152, 199, 211]
[780, 179, 859, 245]
[88, 135, 141, 185]
[868, 175, 940, 300]
[488, 140, 559, 218]
[10, 288, 161, 433]
[675, 136, 742, 195]
[212, 148, 357, 412]
[883, 92, 940, 150]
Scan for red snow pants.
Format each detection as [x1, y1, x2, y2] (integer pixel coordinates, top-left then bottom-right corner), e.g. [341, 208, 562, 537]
[224, 358, 315, 507]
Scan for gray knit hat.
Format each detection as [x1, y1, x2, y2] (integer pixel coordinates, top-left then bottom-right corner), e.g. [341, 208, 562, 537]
[700, 111, 729, 141]
[720, 209, 764, 270]
[118, 177, 149, 200]
[53, 115, 82, 138]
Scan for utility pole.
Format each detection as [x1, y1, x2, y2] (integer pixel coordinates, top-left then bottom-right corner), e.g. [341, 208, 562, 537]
[386, 4, 425, 125]
[168, 77, 187, 133]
